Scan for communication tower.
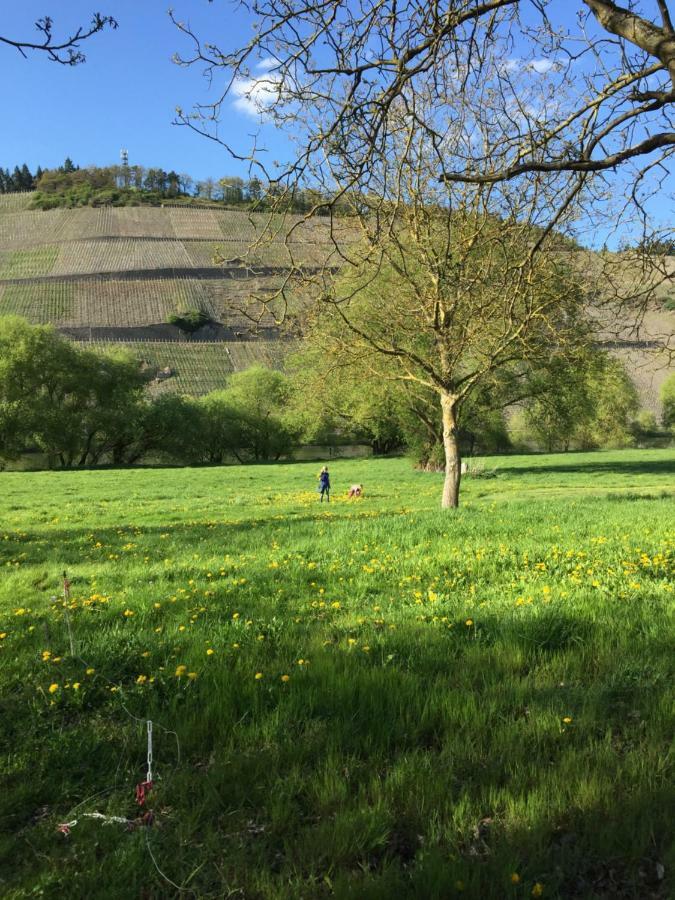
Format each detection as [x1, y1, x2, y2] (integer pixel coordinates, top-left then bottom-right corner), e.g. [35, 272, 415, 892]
[120, 148, 129, 187]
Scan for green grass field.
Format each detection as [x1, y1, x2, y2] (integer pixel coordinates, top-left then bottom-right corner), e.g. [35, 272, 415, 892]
[1, 451, 673, 899]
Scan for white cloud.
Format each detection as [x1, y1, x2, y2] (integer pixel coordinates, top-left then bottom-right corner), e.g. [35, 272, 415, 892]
[526, 58, 558, 74]
[256, 57, 277, 71]
[502, 57, 560, 75]
[231, 59, 286, 118]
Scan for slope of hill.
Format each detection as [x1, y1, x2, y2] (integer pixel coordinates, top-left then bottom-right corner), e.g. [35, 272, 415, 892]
[0, 194, 672, 410]
[0, 198, 330, 393]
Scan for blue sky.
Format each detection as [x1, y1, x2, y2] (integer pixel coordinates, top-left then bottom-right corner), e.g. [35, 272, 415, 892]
[1, 1, 288, 180]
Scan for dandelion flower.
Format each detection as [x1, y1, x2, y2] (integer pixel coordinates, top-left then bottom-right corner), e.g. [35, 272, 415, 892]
[187, 672, 197, 680]
[511, 873, 521, 884]
[48, 683, 59, 694]
[85, 668, 95, 676]
[281, 674, 290, 683]
[532, 883, 544, 898]
[72, 682, 80, 691]
[465, 619, 474, 626]
[123, 609, 134, 617]
[562, 716, 572, 724]
[255, 672, 263, 680]
[206, 648, 215, 656]
[175, 665, 187, 677]
[136, 675, 148, 684]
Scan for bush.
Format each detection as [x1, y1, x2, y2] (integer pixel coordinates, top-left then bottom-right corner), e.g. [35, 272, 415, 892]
[168, 308, 211, 334]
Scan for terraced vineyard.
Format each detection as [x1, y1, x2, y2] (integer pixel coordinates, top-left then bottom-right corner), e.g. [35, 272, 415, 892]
[0, 193, 672, 407]
[79, 340, 290, 395]
[0, 196, 319, 393]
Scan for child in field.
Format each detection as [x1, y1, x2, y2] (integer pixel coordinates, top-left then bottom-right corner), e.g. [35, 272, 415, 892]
[348, 484, 363, 498]
[318, 466, 330, 503]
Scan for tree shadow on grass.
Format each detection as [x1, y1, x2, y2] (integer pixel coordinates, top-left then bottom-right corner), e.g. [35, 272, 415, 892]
[3, 588, 672, 899]
[495, 457, 675, 479]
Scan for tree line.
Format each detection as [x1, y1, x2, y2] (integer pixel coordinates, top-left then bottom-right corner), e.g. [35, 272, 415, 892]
[1, 316, 670, 471]
[3, 160, 337, 213]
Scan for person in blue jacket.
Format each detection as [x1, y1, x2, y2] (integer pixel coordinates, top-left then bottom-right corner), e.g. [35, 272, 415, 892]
[318, 466, 330, 503]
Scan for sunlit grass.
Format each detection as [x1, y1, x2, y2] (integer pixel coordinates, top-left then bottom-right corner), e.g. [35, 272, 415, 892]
[1, 450, 673, 898]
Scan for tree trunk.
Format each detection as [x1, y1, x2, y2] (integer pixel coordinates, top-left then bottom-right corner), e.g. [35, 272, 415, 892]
[440, 390, 461, 509]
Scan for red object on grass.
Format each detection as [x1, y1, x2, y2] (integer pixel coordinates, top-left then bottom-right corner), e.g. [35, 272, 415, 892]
[135, 779, 153, 805]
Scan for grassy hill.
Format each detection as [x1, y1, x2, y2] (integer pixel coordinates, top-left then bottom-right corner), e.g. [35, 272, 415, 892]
[0, 193, 672, 408]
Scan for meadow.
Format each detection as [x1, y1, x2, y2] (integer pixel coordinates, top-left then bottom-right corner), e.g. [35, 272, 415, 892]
[0, 450, 673, 899]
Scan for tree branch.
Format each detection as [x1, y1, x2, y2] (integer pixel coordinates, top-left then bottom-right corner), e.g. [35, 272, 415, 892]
[0, 13, 117, 65]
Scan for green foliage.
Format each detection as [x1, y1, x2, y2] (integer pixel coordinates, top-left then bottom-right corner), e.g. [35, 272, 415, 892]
[288, 338, 515, 464]
[27, 165, 345, 213]
[0, 320, 297, 467]
[661, 372, 675, 429]
[222, 366, 297, 461]
[167, 307, 211, 334]
[287, 345, 409, 453]
[515, 352, 639, 451]
[0, 317, 147, 466]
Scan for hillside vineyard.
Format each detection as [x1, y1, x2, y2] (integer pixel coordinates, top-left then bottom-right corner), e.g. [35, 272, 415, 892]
[0, 193, 669, 408]
[0, 195, 343, 394]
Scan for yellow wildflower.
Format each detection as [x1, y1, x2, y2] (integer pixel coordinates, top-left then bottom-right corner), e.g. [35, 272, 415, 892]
[255, 672, 263, 680]
[532, 883, 544, 897]
[48, 683, 59, 694]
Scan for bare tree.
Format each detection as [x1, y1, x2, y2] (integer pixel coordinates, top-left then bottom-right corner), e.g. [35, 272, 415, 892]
[172, 2, 674, 201]
[1, 12, 117, 65]
[288, 101, 596, 505]
[172, 1, 674, 314]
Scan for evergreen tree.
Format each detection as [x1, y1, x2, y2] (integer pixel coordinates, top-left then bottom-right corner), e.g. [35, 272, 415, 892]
[20, 163, 33, 189]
